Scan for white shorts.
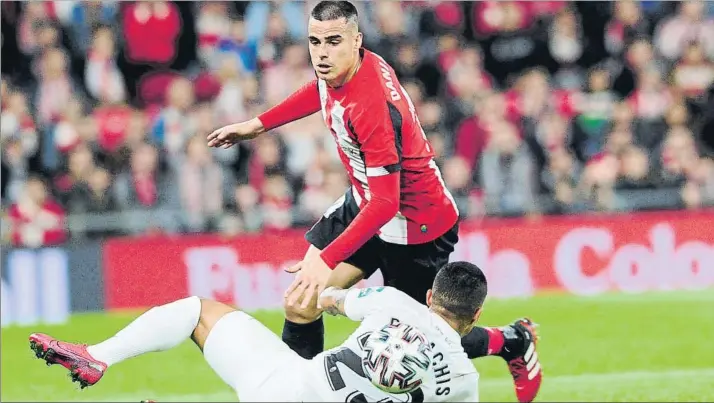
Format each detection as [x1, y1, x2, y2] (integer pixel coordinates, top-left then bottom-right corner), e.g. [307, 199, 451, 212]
[203, 311, 316, 402]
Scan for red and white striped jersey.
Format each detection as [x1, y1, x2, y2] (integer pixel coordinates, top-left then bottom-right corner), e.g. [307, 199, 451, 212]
[318, 49, 459, 245]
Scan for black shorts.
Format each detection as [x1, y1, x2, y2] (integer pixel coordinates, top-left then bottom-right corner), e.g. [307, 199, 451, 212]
[305, 190, 459, 305]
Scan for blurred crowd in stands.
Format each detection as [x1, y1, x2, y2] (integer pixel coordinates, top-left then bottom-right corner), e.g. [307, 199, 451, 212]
[1, 1, 713, 247]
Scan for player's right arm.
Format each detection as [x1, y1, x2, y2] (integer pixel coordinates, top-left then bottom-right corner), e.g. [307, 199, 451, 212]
[207, 80, 321, 148]
[320, 286, 409, 321]
[318, 286, 351, 317]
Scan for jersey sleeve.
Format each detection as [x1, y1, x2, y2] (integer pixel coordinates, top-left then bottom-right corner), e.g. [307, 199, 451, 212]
[343, 286, 408, 321]
[257, 79, 321, 130]
[319, 171, 399, 269]
[349, 95, 403, 176]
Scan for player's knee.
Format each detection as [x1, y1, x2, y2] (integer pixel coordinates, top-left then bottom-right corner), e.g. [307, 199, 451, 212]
[283, 298, 321, 324]
[192, 298, 237, 350]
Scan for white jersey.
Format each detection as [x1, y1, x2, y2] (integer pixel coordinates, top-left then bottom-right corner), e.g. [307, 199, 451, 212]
[307, 286, 480, 402]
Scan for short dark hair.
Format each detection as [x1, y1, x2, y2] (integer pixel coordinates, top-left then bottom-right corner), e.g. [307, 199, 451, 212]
[310, 1, 358, 24]
[432, 261, 488, 321]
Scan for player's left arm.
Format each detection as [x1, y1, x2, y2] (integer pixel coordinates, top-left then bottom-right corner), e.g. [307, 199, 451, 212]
[319, 98, 403, 269]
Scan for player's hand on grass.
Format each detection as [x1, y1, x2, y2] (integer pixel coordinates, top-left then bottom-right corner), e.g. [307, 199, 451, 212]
[284, 253, 332, 310]
[206, 118, 266, 149]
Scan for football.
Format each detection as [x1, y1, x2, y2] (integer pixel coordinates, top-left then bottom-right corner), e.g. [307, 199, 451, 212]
[360, 320, 433, 394]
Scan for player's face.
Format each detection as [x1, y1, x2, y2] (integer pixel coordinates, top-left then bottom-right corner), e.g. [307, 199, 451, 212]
[307, 17, 362, 86]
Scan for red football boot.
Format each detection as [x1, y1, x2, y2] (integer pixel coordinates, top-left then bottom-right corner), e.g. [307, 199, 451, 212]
[499, 318, 542, 403]
[29, 333, 107, 389]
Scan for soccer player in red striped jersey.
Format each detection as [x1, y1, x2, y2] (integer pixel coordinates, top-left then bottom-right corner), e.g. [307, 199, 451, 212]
[207, 2, 542, 401]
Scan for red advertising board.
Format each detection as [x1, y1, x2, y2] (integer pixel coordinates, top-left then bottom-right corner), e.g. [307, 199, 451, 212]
[103, 210, 714, 310]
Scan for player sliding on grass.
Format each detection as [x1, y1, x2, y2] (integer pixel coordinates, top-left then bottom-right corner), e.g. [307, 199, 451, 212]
[206, 1, 541, 401]
[30, 262, 515, 402]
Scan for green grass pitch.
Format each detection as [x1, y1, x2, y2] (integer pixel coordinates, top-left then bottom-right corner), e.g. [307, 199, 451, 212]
[2, 290, 713, 402]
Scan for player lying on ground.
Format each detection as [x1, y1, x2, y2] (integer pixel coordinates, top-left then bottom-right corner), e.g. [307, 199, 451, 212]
[207, 2, 541, 401]
[29, 261, 539, 402]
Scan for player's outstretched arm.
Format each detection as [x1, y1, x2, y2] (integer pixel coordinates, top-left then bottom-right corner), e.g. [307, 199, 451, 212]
[318, 286, 350, 317]
[207, 80, 321, 149]
[321, 286, 405, 322]
[258, 79, 321, 131]
[207, 118, 266, 148]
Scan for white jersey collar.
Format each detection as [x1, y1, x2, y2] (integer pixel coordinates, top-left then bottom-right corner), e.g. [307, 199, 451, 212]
[429, 310, 462, 343]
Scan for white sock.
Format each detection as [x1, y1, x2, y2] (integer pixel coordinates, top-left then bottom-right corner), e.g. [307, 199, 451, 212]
[86, 296, 202, 367]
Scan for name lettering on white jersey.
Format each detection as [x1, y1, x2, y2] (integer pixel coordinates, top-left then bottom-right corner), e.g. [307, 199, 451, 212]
[431, 345, 452, 396]
[309, 287, 479, 402]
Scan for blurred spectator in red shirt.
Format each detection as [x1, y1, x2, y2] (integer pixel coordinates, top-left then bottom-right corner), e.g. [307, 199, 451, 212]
[527, 1, 568, 20]
[8, 176, 67, 247]
[93, 103, 132, 155]
[473, 1, 534, 37]
[122, 1, 181, 65]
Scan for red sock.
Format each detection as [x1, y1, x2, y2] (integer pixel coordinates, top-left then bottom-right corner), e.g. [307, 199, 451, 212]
[485, 327, 505, 355]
